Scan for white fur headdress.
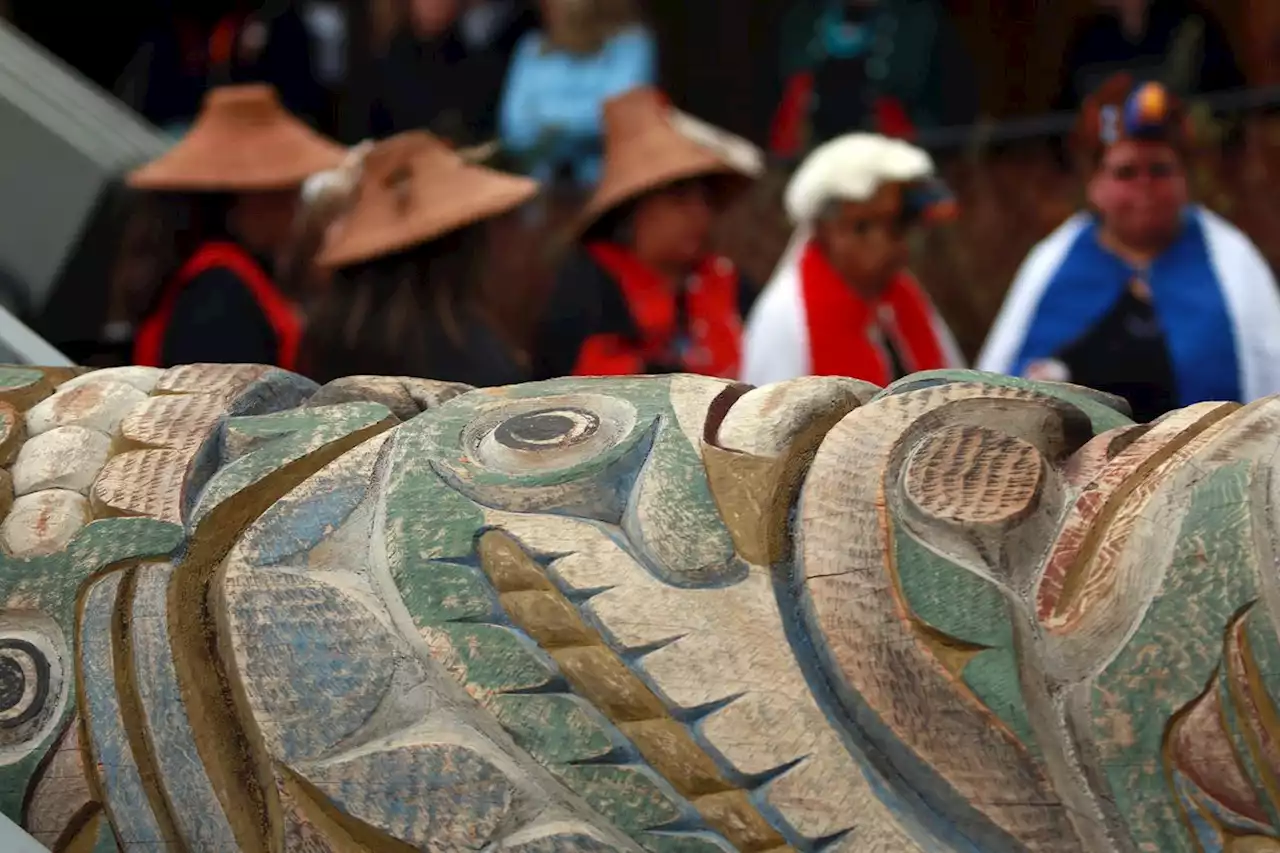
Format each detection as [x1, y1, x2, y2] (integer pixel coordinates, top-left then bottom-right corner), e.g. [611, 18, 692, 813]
[784, 133, 936, 225]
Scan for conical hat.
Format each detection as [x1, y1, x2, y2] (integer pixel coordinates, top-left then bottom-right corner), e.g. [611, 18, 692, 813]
[318, 131, 539, 269]
[573, 86, 764, 238]
[128, 84, 347, 192]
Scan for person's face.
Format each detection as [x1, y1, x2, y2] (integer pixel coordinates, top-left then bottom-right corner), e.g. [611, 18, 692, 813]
[631, 180, 715, 270]
[409, 0, 460, 38]
[1087, 140, 1187, 250]
[813, 185, 909, 296]
[230, 190, 302, 256]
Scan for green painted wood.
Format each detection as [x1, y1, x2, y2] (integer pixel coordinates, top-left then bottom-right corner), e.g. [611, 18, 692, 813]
[555, 765, 686, 834]
[491, 694, 618, 764]
[0, 367, 42, 390]
[893, 528, 1036, 753]
[382, 446, 484, 568]
[378, 378, 739, 849]
[0, 517, 181, 822]
[877, 370, 1135, 433]
[1087, 461, 1259, 853]
[193, 402, 393, 526]
[399, 561, 498, 624]
[437, 624, 559, 694]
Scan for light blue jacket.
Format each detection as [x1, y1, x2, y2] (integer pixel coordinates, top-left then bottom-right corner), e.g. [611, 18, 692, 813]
[498, 25, 657, 186]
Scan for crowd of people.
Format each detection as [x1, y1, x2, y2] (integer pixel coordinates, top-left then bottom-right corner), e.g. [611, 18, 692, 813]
[31, 0, 1280, 426]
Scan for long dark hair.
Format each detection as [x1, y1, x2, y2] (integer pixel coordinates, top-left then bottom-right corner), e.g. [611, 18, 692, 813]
[298, 223, 489, 383]
[126, 192, 236, 320]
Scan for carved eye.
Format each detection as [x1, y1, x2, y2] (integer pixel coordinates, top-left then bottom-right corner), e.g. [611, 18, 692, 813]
[0, 639, 50, 730]
[492, 408, 600, 451]
[0, 618, 67, 764]
[463, 394, 638, 477]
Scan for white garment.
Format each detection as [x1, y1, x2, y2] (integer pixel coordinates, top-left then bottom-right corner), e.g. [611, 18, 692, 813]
[741, 227, 965, 387]
[976, 207, 1280, 402]
[975, 213, 1091, 377]
[743, 132, 960, 387]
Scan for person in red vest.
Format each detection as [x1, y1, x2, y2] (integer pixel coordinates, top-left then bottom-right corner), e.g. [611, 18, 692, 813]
[741, 132, 963, 387]
[127, 83, 347, 370]
[532, 86, 765, 380]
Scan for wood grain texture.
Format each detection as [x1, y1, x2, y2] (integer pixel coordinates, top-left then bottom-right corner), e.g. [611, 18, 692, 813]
[126, 562, 240, 851]
[0, 402, 25, 466]
[218, 430, 645, 853]
[21, 715, 92, 849]
[76, 571, 179, 851]
[6, 365, 1280, 852]
[0, 368, 52, 413]
[800, 383, 1084, 851]
[25, 380, 147, 439]
[703, 377, 874, 566]
[304, 375, 473, 420]
[476, 530, 788, 852]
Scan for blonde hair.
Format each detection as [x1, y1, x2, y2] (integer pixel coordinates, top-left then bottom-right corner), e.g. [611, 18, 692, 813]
[541, 0, 641, 55]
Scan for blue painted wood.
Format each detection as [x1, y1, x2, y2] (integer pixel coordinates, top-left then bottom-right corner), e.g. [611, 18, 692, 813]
[78, 571, 177, 849]
[128, 563, 240, 850]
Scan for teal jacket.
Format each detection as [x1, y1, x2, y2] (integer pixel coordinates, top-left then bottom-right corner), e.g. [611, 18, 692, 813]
[777, 0, 977, 146]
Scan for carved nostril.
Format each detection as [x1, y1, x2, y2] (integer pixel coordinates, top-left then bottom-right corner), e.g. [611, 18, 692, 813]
[902, 425, 1046, 529]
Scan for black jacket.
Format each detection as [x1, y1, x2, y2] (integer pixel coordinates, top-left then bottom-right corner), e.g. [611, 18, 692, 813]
[369, 7, 537, 143]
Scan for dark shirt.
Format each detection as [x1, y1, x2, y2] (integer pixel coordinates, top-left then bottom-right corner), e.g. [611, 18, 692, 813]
[160, 266, 279, 367]
[369, 17, 530, 143]
[1055, 0, 1245, 111]
[422, 315, 528, 388]
[777, 0, 978, 142]
[128, 6, 325, 129]
[1052, 282, 1177, 423]
[228, 6, 326, 122]
[299, 304, 527, 389]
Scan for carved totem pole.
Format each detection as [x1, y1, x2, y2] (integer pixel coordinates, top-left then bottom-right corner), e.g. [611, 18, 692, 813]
[0, 362, 1273, 853]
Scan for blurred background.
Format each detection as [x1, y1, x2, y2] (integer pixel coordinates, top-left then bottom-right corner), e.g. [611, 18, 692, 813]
[3, 0, 1278, 362]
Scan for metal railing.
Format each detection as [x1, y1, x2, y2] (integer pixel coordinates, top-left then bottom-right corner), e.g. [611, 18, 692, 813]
[914, 84, 1280, 152]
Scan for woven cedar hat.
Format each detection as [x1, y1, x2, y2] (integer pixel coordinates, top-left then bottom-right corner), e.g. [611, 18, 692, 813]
[128, 84, 347, 192]
[573, 86, 765, 239]
[1072, 73, 1192, 166]
[318, 130, 539, 269]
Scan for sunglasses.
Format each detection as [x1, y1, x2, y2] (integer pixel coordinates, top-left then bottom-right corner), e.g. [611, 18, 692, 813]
[1104, 162, 1179, 181]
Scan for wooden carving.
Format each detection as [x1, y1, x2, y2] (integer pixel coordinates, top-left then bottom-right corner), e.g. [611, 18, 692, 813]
[0, 363, 1276, 852]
